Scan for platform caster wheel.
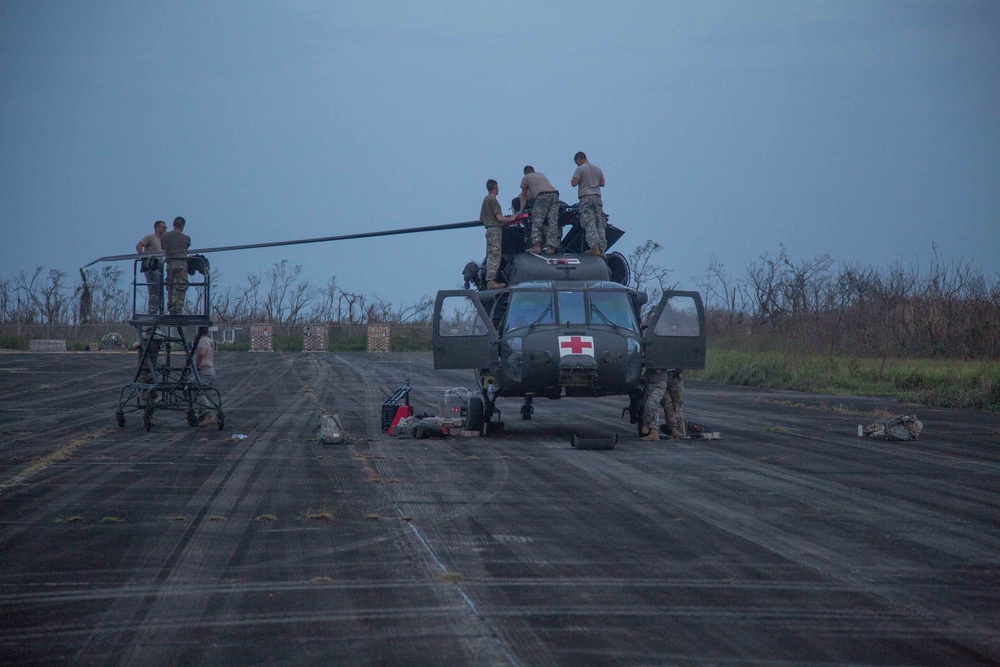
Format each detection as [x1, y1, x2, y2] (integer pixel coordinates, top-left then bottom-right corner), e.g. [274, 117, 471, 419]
[115, 411, 125, 427]
[186, 410, 199, 427]
[217, 412, 225, 430]
[143, 405, 154, 431]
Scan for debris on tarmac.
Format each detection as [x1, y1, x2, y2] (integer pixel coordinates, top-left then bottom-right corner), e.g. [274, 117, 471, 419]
[864, 414, 923, 441]
[317, 413, 345, 445]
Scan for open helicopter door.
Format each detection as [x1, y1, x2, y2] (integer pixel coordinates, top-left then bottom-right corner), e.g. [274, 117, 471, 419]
[642, 291, 707, 370]
[432, 291, 498, 369]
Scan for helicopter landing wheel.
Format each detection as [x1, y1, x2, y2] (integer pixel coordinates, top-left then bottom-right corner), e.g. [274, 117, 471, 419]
[115, 411, 125, 428]
[466, 397, 485, 434]
[520, 396, 533, 421]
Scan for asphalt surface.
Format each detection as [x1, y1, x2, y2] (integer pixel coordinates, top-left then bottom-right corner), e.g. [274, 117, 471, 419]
[1, 350, 998, 666]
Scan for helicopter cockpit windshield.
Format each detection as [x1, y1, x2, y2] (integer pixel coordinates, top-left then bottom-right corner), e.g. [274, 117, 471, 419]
[504, 292, 555, 332]
[502, 288, 639, 333]
[588, 291, 639, 331]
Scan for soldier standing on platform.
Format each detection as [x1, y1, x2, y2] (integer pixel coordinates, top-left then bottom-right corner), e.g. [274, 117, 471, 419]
[135, 220, 166, 314]
[161, 217, 191, 315]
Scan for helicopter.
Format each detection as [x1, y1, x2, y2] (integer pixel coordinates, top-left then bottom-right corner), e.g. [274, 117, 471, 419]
[88, 199, 706, 435]
[430, 199, 706, 432]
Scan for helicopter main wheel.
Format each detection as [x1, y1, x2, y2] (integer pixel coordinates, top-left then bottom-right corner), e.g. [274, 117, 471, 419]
[115, 411, 125, 428]
[466, 397, 485, 434]
[520, 396, 533, 421]
[482, 395, 496, 423]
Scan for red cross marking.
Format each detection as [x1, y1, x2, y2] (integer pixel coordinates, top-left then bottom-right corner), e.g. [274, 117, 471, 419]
[560, 336, 593, 354]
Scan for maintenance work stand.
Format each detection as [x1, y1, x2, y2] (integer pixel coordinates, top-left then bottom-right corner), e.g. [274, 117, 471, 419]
[116, 255, 224, 431]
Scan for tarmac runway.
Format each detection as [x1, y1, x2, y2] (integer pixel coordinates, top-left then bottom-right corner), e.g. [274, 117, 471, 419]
[1, 351, 998, 665]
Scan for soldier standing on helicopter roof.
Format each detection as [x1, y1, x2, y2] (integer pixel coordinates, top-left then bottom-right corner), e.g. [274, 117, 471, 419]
[571, 151, 606, 257]
[480, 179, 518, 290]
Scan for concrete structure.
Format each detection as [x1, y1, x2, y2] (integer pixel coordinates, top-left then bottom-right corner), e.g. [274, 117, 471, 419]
[366, 325, 390, 352]
[250, 323, 273, 352]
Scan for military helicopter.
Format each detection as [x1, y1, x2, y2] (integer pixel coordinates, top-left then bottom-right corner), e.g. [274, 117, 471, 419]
[88, 200, 706, 434]
[430, 200, 705, 433]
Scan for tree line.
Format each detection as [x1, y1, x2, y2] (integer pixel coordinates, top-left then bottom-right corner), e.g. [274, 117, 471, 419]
[698, 244, 1000, 359]
[3, 243, 998, 359]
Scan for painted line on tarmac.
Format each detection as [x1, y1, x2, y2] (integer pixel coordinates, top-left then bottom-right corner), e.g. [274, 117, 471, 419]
[0, 434, 101, 493]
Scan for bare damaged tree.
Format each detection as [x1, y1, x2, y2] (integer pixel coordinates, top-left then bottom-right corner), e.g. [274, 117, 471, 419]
[263, 260, 317, 323]
[628, 240, 675, 318]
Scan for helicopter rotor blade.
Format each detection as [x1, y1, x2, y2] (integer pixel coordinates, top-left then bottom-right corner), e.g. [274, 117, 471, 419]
[84, 219, 483, 267]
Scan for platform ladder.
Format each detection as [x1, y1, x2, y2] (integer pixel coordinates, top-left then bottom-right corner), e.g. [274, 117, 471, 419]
[115, 255, 224, 431]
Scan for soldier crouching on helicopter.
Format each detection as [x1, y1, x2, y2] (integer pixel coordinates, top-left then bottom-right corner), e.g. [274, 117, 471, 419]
[480, 179, 519, 290]
[519, 166, 560, 255]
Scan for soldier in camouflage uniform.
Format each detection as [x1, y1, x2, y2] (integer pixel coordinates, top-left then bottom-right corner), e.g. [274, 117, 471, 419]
[518, 166, 560, 254]
[571, 151, 606, 257]
[639, 368, 668, 441]
[161, 216, 191, 315]
[480, 180, 518, 290]
[663, 370, 686, 440]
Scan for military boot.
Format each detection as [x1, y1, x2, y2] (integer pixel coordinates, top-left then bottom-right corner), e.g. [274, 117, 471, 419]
[640, 426, 660, 442]
[670, 425, 685, 440]
[487, 280, 507, 290]
[526, 244, 542, 254]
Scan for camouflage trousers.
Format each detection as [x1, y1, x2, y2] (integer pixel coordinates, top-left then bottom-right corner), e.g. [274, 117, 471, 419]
[641, 370, 668, 430]
[166, 260, 188, 315]
[484, 226, 502, 281]
[529, 193, 560, 249]
[144, 270, 162, 315]
[578, 194, 606, 252]
[664, 371, 685, 435]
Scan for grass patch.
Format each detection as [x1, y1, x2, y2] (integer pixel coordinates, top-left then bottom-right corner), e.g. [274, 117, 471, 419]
[54, 515, 84, 523]
[328, 335, 368, 352]
[101, 516, 124, 523]
[694, 346, 1000, 411]
[0, 334, 29, 351]
[441, 571, 465, 582]
[167, 515, 187, 522]
[256, 514, 278, 522]
[365, 513, 381, 521]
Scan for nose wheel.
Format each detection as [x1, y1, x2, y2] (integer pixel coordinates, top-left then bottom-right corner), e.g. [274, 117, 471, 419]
[520, 396, 534, 421]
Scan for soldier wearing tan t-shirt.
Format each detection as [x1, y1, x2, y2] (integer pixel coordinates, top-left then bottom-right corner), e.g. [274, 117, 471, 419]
[519, 166, 560, 254]
[480, 179, 518, 290]
[136, 220, 167, 314]
[571, 151, 607, 257]
[161, 217, 192, 315]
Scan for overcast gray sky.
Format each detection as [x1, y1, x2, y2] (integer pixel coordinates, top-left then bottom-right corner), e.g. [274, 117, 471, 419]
[2, 0, 998, 310]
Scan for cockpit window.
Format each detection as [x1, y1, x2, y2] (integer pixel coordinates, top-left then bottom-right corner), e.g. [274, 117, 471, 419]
[589, 291, 639, 331]
[557, 291, 587, 325]
[504, 291, 554, 331]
